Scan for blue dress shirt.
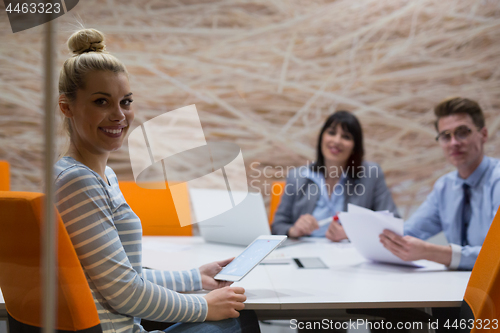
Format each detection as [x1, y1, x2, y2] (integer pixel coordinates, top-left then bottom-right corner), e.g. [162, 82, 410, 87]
[404, 156, 500, 270]
[301, 168, 346, 237]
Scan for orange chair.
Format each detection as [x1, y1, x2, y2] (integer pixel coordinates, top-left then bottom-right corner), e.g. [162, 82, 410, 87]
[119, 181, 193, 236]
[0, 191, 101, 332]
[0, 161, 9, 191]
[269, 181, 286, 225]
[461, 206, 500, 330]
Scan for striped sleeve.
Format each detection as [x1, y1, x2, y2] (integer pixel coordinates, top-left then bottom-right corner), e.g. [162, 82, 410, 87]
[55, 166, 208, 323]
[142, 268, 202, 292]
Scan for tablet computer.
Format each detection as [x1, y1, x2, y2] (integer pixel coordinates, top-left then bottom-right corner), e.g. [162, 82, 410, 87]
[214, 235, 287, 281]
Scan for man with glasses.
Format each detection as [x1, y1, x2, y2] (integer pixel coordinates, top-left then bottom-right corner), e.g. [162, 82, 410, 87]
[380, 97, 500, 270]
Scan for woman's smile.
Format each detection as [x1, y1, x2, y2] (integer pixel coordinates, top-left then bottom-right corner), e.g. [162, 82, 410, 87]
[99, 126, 127, 138]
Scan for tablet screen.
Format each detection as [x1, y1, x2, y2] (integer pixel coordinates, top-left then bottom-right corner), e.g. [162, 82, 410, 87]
[217, 239, 282, 277]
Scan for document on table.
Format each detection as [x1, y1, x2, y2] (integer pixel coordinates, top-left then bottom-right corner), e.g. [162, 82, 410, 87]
[339, 204, 421, 267]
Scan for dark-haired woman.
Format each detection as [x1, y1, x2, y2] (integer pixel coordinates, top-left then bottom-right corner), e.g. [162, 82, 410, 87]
[271, 111, 399, 241]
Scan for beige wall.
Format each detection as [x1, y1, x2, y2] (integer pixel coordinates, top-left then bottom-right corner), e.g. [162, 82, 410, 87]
[0, 0, 499, 218]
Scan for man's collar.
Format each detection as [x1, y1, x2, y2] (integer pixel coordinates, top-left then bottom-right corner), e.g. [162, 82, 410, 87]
[455, 155, 489, 187]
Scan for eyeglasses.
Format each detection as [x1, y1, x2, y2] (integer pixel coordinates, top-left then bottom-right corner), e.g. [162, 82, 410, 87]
[435, 125, 473, 144]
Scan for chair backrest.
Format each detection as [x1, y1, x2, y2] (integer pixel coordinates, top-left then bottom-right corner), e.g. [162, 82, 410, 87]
[461, 205, 500, 330]
[0, 161, 10, 191]
[0, 191, 101, 332]
[269, 181, 286, 225]
[119, 181, 193, 236]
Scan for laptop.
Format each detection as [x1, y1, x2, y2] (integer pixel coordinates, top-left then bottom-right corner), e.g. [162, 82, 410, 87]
[189, 189, 271, 246]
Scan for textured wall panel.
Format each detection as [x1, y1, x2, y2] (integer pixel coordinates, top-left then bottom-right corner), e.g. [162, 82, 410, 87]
[0, 0, 499, 218]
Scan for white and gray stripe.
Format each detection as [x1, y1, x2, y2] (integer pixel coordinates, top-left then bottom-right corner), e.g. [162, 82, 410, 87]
[55, 157, 207, 333]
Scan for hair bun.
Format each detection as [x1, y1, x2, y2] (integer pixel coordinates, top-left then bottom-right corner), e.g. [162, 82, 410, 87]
[67, 28, 106, 55]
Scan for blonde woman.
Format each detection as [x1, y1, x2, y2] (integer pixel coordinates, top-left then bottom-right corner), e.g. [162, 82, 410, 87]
[54, 28, 259, 333]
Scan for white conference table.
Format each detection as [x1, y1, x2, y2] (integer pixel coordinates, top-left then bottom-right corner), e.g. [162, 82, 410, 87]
[0, 236, 471, 321]
[141, 236, 471, 320]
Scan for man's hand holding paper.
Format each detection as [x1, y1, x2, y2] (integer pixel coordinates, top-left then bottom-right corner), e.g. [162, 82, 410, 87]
[380, 230, 452, 266]
[339, 204, 422, 267]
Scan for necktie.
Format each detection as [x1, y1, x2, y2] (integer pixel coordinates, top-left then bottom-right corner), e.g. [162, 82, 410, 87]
[461, 183, 471, 246]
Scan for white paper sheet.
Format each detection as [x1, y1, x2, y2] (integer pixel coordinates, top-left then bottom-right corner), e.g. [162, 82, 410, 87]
[339, 204, 421, 267]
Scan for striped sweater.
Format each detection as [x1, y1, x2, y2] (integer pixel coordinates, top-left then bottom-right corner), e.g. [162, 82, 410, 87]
[54, 157, 208, 333]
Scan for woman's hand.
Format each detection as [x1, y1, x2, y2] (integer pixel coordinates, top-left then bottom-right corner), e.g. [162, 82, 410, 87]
[288, 214, 319, 238]
[199, 258, 234, 290]
[203, 286, 246, 321]
[325, 221, 348, 242]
